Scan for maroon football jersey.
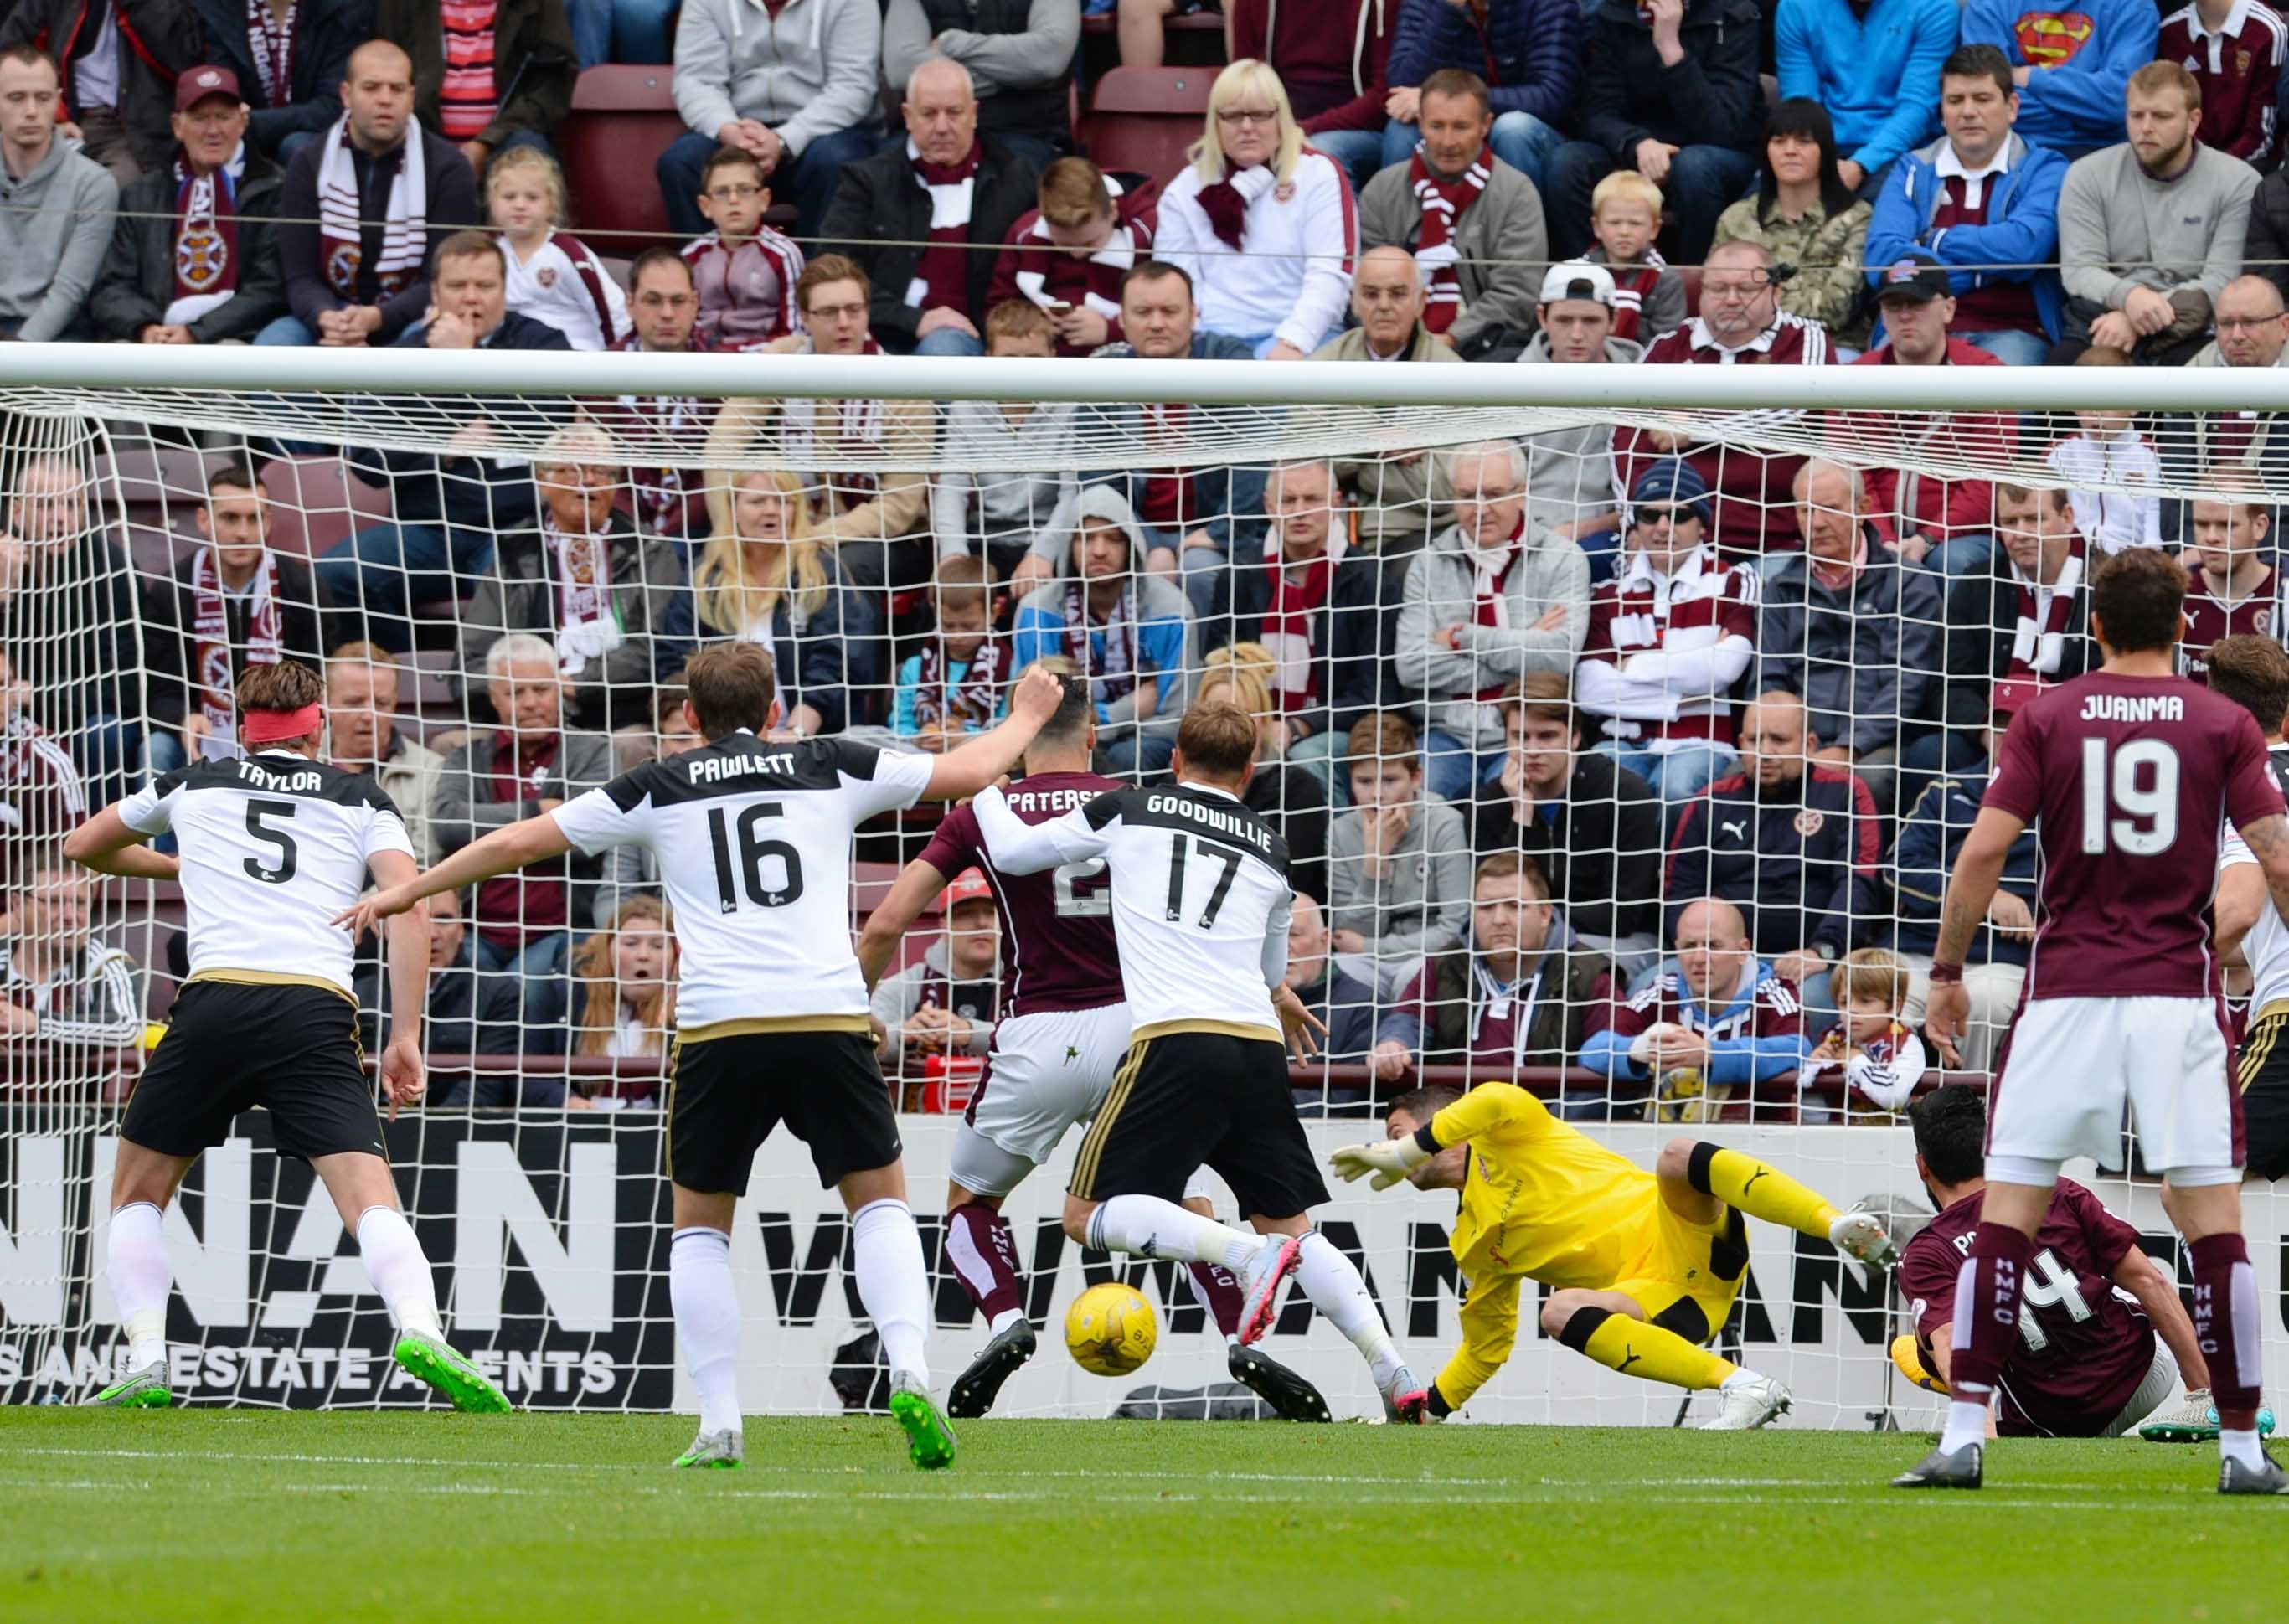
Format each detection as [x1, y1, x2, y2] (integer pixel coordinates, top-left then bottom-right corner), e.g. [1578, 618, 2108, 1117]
[919, 771, 1125, 1018]
[1898, 1179, 2155, 1437]
[2177, 570, 2286, 680]
[1982, 670, 2285, 1000]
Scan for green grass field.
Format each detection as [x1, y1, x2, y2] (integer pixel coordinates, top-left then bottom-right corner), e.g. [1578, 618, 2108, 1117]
[0, 1410, 2278, 1624]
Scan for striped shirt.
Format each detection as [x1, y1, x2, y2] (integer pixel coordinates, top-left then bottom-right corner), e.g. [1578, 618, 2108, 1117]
[437, 0, 500, 141]
[0, 939, 143, 1048]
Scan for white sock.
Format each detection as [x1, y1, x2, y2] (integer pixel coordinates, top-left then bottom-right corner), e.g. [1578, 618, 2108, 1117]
[107, 1202, 172, 1370]
[2221, 1427, 2266, 1472]
[988, 1307, 1025, 1335]
[1294, 1231, 1402, 1388]
[1086, 1194, 1260, 1272]
[851, 1199, 931, 1385]
[355, 1205, 442, 1339]
[1939, 1395, 1991, 1455]
[669, 1227, 743, 1436]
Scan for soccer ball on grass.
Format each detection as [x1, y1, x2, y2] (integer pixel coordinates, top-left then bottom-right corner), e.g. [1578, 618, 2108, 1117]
[1065, 1282, 1157, 1377]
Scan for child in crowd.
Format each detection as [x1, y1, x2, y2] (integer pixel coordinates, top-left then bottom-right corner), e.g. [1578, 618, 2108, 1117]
[1804, 947, 1928, 1116]
[682, 146, 807, 350]
[931, 300, 1079, 592]
[2046, 349, 2163, 554]
[894, 554, 1008, 749]
[488, 147, 630, 352]
[1326, 710, 1472, 995]
[565, 894, 677, 1109]
[1585, 172, 1685, 345]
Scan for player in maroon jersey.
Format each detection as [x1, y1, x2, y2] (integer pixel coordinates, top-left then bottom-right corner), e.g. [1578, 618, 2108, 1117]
[1910, 548, 2289, 1494]
[1894, 1086, 2208, 1438]
[2178, 493, 2284, 680]
[856, 666, 1328, 1422]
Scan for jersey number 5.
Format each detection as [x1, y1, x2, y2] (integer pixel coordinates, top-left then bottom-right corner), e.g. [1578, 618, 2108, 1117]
[242, 799, 299, 884]
[2080, 738, 2179, 856]
[1164, 834, 1241, 930]
[708, 802, 805, 912]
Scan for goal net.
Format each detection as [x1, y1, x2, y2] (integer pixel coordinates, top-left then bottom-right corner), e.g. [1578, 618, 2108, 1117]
[0, 347, 2278, 1426]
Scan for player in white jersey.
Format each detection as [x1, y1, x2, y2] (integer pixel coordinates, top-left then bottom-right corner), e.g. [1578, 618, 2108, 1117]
[2210, 634, 2289, 1186]
[344, 644, 1066, 1470]
[63, 661, 507, 1414]
[972, 700, 1425, 1420]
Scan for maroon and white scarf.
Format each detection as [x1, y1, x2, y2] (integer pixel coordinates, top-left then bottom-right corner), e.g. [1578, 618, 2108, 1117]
[316, 110, 427, 301]
[783, 335, 885, 509]
[2008, 534, 2086, 678]
[1194, 163, 1276, 251]
[246, 0, 295, 106]
[1064, 579, 1137, 700]
[1409, 142, 1490, 336]
[909, 141, 982, 311]
[169, 151, 242, 325]
[1261, 540, 1337, 711]
[1468, 520, 1520, 700]
[189, 545, 285, 737]
[549, 517, 610, 631]
[912, 637, 1008, 730]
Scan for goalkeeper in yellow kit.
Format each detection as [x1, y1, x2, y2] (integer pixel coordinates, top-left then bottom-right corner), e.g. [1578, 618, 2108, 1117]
[1332, 1085, 1899, 1426]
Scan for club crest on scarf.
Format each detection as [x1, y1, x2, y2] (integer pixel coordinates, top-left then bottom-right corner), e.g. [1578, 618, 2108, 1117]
[178, 225, 229, 291]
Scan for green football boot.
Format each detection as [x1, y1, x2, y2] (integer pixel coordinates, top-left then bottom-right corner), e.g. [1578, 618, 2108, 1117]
[393, 1330, 513, 1413]
[889, 1377, 957, 1472]
[87, 1363, 171, 1408]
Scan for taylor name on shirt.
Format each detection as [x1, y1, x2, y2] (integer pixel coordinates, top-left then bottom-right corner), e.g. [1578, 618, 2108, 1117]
[235, 761, 326, 793]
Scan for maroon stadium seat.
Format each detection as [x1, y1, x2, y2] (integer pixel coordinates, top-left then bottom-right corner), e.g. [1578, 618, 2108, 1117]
[259, 455, 391, 561]
[560, 65, 685, 251]
[1081, 66, 1214, 182]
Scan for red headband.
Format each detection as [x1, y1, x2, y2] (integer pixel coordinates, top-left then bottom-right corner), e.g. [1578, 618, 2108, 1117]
[242, 704, 323, 745]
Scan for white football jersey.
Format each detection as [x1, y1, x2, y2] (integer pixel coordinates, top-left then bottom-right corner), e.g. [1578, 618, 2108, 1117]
[2221, 742, 2289, 1017]
[552, 730, 935, 1032]
[972, 779, 1292, 1042]
[119, 750, 415, 995]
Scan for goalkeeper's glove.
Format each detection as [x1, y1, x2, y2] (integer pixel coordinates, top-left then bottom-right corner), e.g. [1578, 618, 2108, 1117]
[1328, 1134, 1434, 1190]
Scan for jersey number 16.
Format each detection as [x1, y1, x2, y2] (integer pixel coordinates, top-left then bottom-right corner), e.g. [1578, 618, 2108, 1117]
[708, 802, 805, 912]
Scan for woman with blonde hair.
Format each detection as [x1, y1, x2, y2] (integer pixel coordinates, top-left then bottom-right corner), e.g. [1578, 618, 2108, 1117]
[688, 467, 876, 735]
[1154, 59, 1358, 358]
[567, 894, 678, 1107]
[1198, 640, 1329, 900]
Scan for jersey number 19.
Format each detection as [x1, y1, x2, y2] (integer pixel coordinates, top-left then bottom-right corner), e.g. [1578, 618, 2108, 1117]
[2080, 738, 2179, 857]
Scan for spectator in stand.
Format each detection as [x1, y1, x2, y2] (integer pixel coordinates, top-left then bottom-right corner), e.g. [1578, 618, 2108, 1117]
[658, 0, 879, 241]
[883, 0, 1080, 171]
[1283, 892, 1379, 1109]
[1314, 249, 1462, 570]
[89, 67, 288, 346]
[1665, 690, 1884, 1029]
[1774, 0, 1954, 198]
[1544, 0, 1763, 266]
[1575, 459, 1757, 807]
[1864, 44, 2067, 369]
[689, 468, 876, 736]
[374, 0, 575, 174]
[2158, 275, 2289, 500]
[1469, 673, 1662, 972]
[988, 156, 1159, 359]
[1577, 894, 1807, 1121]
[1378, 0, 1576, 196]
[893, 554, 1008, 751]
[2159, 0, 2283, 164]
[565, 0, 673, 68]
[871, 869, 998, 1080]
[1712, 100, 1874, 352]
[1518, 262, 1637, 585]
[1753, 459, 1942, 813]
[1618, 241, 1833, 564]
[458, 424, 688, 735]
[0, 648, 89, 869]
[487, 146, 627, 350]
[1356, 69, 1545, 353]
[1222, 0, 1394, 191]
[194, 0, 368, 159]
[2053, 62, 2259, 367]
[821, 57, 1043, 359]
[1960, 0, 2158, 159]
[1196, 644, 1329, 900]
[2047, 363, 2163, 551]
[1326, 709, 1472, 992]
[259, 41, 482, 348]
[598, 248, 720, 549]
[1155, 58, 1358, 359]
[431, 630, 616, 972]
[1314, 245, 1463, 373]
[0, 0, 200, 181]
[1230, 457, 1391, 797]
[0, 48, 116, 342]
[322, 231, 571, 647]
[1076, 260, 1266, 620]
[1581, 172, 1684, 344]
[2179, 492, 2284, 678]
[2247, 166, 2289, 306]
[352, 884, 530, 1106]
[559, 894, 676, 1105]
[678, 146, 805, 351]
[0, 858, 144, 1059]
[143, 461, 333, 777]
[931, 302, 1078, 590]
[1889, 678, 2039, 1072]
[1395, 439, 1590, 804]
[326, 639, 445, 865]
[1797, 946, 1926, 1117]
[1008, 484, 1192, 776]
[1848, 252, 2014, 578]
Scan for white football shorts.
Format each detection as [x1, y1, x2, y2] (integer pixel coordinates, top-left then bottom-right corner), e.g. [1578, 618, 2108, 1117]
[1990, 995, 2237, 1177]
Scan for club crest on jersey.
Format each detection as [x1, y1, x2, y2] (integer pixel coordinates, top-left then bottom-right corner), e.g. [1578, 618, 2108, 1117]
[1794, 808, 1824, 837]
[537, 266, 558, 288]
[1274, 180, 1296, 203]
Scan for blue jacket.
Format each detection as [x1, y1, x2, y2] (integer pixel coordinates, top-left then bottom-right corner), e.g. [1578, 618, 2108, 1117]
[1889, 764, 2041, 967]
[1864, 132, 2067, 340]
[1577, 963, 1808, 1089]
[1385, 0, 1579, 126]
[1775, 0, 1957, 174]
[1958, 0, 2158, 156]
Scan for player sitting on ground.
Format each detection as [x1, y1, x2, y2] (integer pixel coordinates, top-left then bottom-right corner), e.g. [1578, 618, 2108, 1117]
[345, 645, 1066, 1472]
[66, 660, 508, 1414]
[1891, 1085, 2213, 1441]
[855, 662, 1330, 1422]
[1329, 1084, 1900, 1426]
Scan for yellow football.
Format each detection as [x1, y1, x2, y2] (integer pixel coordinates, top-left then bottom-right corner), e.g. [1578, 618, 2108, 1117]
[1065, 1281, 1158, 1377]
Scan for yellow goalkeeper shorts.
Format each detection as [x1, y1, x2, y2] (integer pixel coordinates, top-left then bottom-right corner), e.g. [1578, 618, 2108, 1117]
[1606, 1196, 1752, 1346]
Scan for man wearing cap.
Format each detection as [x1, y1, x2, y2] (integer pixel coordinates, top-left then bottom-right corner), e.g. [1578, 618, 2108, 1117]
[870, 868, 1002, 1079]
[1575, 457, 1759, 805]
[1848, 251, 2014, 580]
[1517, 260, 1641, 583]
[88, 66, 288, 345]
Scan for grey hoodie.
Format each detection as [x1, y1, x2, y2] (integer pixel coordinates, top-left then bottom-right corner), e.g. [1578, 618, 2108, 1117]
[1326, 791, 1472, 971]
[1012, 485, 1196, 745]
[1516, 330, 1642, 548]
[0, 137, 118, 341]
[670, 0, 880, 155]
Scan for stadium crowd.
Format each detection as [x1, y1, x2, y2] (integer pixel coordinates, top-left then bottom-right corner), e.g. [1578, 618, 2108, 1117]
[1, 0, 2286, 1123]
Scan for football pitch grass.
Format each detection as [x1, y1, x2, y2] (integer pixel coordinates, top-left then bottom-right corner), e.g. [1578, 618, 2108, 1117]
[0, 1410, 2278, 1624]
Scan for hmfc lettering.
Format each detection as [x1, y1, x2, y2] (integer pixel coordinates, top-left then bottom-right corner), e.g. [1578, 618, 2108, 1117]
[688, 751, 797, 784]
[1146, 793, 1272, 853]
[2080, 695, 2184, 724]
